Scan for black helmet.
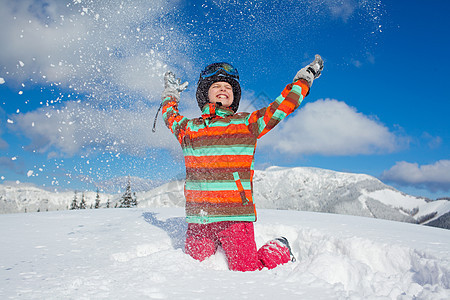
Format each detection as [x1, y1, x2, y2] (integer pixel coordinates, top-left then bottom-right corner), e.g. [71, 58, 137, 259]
[196, 62, 241, 113]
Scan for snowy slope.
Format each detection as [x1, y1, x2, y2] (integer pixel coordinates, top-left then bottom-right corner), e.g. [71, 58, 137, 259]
[0, 184, 111, 213]
[1, 166, 449, 229]
[0, 208, 449, 299]
[0, 184, 76, 213]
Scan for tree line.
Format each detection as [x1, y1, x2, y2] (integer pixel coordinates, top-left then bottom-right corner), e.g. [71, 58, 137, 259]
[70, 179, 137, 210]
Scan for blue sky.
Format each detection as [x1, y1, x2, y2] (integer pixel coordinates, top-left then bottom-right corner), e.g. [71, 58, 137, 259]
[0, 0, 449, 199]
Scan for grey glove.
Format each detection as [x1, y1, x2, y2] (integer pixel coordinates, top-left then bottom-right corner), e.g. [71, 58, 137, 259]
[293, 54, 324, 87]
[162, 71, 188, 101]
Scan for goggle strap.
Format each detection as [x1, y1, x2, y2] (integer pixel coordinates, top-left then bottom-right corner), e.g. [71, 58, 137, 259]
[201, 69, 238, 80]
[201, 63, 239, 80]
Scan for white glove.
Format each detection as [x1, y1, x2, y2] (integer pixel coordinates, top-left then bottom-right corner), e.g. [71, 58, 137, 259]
[162, 71, 188, 101]
[293, 54, 324, 87]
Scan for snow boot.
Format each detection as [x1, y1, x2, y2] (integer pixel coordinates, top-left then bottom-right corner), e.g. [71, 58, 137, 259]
[275, 236, 296, 262]
[257, 236, 296, 269]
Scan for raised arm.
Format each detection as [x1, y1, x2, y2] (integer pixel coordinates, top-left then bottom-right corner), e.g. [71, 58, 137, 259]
[247, 55, 324, 139]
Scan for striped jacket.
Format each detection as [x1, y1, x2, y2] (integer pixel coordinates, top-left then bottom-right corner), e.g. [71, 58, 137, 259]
[162, 80, 309, 224]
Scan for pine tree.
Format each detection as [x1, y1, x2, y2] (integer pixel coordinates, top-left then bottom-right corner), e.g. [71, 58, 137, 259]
[95, 188, 101, 209]
[79, 192, 87, 209]
[70, 191, 79, 210]
[119, 177, 137, 208]
[106, 198, 110, 208]
[132, 192, 138, 207]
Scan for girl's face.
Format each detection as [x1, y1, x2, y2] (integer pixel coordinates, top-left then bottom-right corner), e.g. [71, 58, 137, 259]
[208, 81, 234, 107]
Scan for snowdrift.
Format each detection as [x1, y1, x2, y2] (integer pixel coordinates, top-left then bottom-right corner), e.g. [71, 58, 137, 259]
[1, 208, 449, 299]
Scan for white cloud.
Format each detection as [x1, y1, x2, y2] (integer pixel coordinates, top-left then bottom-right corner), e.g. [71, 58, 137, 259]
[421, 132, 442, 149]
[260, 99, 403, 156]
[0, 0, 194, 102]
[382, 160, 450, 192]
[10, 100, 182, 157]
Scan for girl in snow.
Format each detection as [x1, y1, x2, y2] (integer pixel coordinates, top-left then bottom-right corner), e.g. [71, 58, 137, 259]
[161, 56, 323, 271]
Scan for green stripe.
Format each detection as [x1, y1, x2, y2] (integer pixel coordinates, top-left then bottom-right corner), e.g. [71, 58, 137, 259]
[186, 121, 203, 132]
[251, 94, 286, 135]
[188, 118, 249, 131]
[291, 85, 305, 104]
[186, 214, 256, 224]
[185, 180, 251, 191]
[162, 106, 177, 121]
[291, 84, 303, 95]
[182, 145, 255, 156]
[255, 117, 267, 134]
[171, 117, 187, 133]
[212, 118, 251, 126]
[275, 94, 284, 104]
[272, 109, 288, 121]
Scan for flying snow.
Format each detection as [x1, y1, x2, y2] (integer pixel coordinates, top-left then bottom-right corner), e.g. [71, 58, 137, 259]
[0, 0, 386, 190]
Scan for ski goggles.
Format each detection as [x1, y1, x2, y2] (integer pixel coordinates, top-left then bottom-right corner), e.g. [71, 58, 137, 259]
[200, 62, 239, 80]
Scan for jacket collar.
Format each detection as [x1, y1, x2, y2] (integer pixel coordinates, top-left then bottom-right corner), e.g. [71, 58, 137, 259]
[201, 103, 234, 120]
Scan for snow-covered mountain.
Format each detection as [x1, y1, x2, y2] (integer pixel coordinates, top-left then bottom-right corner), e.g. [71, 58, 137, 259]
[1, 166, 450, 229]
[138, 166, 450, 229]
[0, 184, 109, 213]
[251, 167, 450, 227]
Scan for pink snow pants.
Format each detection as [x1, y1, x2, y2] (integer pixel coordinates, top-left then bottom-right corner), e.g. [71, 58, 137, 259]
[185, 221, 290, 272]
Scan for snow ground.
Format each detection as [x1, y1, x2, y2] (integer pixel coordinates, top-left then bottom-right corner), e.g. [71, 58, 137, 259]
[1, 208, 449, 299]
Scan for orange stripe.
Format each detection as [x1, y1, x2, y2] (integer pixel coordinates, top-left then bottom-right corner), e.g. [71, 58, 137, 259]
[190, 124, 249, 138]
[293, 79, 310, 95]
[281, 83, 293, 97]
[262, 106, 274, 125]
[186, 161, 251, 169]
[185, 190, 253, 204]
[279, 99, 297, 112]
[235, 179, 244, 191]
[184, 155, 253, 169]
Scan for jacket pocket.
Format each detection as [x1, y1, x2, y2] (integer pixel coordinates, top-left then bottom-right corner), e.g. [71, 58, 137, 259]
[233, 172, 249, 205]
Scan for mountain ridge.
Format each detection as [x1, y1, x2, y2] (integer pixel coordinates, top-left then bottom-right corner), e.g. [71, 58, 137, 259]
[1, 166, 449, 229]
